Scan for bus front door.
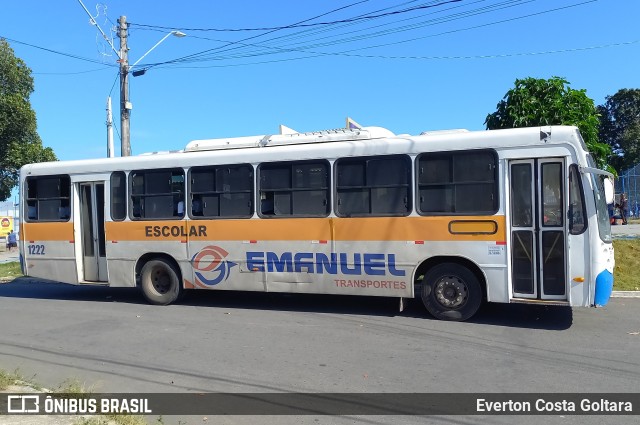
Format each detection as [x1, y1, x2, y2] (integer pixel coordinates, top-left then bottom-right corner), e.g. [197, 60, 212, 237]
[509, 159, 566, 300]
[79, 182, 108, 282]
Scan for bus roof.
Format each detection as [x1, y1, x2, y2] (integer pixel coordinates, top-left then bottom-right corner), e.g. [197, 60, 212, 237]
[20, 125, 584, 177]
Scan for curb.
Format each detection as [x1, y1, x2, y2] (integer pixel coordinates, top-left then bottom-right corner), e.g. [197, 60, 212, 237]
[611, 291, 640, 298]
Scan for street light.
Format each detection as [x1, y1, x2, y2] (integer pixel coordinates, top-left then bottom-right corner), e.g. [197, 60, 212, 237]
[129, 30, 186, 71]
[118, 16, 186, 157]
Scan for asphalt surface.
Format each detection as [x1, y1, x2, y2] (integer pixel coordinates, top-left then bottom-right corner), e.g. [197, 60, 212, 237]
[0, 249, 18, 265]
[0, 277, 639, 425]
[1, 226, 639, 424]
[611, 222, 640, 238]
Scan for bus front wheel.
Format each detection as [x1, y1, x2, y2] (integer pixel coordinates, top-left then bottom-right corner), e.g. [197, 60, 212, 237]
[421, 263, 482, 321]
[140, 259, 182, 305]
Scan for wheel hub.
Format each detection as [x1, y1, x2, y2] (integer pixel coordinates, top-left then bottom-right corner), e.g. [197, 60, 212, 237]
[152, 269, 171, 294]
[434, 276, 468, 308]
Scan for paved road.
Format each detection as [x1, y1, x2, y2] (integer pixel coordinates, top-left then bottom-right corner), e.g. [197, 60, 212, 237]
[0, 249, 18, 265]
[611, 222, 640, 238]
[0, 278, 639, 424]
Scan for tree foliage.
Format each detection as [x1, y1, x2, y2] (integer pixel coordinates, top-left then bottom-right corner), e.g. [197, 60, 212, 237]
[597, 89, 640, 173]
[485, 77, 612, 171]
[0, 38, 56, 201]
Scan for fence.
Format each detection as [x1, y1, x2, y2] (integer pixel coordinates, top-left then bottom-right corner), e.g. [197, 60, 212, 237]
[615, 163, 640, 218]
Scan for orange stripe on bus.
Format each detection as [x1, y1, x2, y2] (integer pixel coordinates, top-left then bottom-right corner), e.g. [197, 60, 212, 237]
[21, 222, 74, 241]
[99, 216, 506, 242]
[22, 216, 507, 243]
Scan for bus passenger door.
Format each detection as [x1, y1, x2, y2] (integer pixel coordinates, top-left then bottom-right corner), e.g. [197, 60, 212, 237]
[79, 182, 108, 282]
[509, 159, 566, 300]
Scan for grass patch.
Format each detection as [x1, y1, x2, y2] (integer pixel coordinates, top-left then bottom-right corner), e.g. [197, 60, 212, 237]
[54, 378, 95, 395]
[0, 369, 21, 390]
[613, 239, 640, 291]
[0, 369, 39, 391]
[0, 368, 150, 425]
[75, 414, 149, 425]
[0, 261, 21, 280]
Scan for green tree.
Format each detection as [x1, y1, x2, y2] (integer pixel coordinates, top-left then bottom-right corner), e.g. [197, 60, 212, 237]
[597, 89, 640, 172]
[485, 76, 612, 171]
[0, 38, 56, 201]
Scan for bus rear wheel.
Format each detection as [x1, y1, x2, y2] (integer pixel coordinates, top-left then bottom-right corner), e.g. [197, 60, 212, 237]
[421, 263, 482, 321]
[140, 259, 181, 305]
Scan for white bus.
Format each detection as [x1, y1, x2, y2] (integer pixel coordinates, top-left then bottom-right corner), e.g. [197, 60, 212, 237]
[18, 124, 615, 321]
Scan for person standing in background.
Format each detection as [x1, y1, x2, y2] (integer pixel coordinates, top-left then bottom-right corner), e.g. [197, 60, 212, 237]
[7, 230, 17, 252]
[617, 193, 629, 225]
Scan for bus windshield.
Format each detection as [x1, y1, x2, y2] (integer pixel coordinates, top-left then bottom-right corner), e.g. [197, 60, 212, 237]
[587, 155, 612, 243]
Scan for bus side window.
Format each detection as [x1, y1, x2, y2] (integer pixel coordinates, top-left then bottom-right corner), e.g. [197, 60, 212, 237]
[261, 196, 275, 215]
[58, 206, 70, 219]
[28, 205, 37, 219]
[192, 197, 203, 216]
[177, 201, 185, 217]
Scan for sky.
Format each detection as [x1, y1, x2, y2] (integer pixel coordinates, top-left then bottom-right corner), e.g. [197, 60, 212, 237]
[1, 0, 639, 165]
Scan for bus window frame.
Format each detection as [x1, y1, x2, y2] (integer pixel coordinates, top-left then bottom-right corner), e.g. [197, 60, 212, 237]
[415, 149, 499, 216]
[568, 164, 588, 235]
[187, 163, 254, 219]
[128, 168, 185, 221]
[24, 174, 72, 223]
[257, 159, 331, 218]
[334, 154, 412, 218]
[110, 171, 127, 222]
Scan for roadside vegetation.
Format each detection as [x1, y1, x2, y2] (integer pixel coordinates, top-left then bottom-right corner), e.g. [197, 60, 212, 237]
[612, 239, 640, 291]
[0, 261, 21, 281]
[0, 369, 150, 425]
[0, 369, 25, 390]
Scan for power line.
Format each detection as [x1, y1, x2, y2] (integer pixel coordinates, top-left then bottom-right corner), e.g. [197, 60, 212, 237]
[32, 67, 113, 75]
[135, 0, 376, 72]
[228, 0, 533, 61]
[139, 0, 532, 68]
[129, 0, 463, 32]
[145, 39, 638, 70]
[186, 0, 424, 59]
[0, 35, 117, 67]
[335, 0, 596, 55]
[139, 0, 598, 69]
[170, 0, 471, 61]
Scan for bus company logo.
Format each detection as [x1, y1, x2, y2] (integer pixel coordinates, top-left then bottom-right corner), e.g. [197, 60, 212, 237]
[190, 245, 237, 287]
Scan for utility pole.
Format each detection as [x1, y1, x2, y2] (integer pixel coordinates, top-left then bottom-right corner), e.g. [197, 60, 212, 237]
[106, 97, 114, 158]
[118, 16, 131, 157]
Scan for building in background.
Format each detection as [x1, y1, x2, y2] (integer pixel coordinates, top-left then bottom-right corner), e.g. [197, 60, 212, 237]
[0, 200, 20, 237]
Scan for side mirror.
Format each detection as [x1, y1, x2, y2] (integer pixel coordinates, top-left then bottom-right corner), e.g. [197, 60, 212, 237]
[604, 177, 614, 204]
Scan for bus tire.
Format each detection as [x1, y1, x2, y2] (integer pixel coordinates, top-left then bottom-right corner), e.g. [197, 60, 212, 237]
[421, 263, 482, 321]
[140, 259, 182, 305]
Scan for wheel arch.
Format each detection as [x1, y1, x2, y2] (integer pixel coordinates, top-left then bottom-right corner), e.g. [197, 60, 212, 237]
[413, 256, 487, 300]
[135, 252, 183, 288]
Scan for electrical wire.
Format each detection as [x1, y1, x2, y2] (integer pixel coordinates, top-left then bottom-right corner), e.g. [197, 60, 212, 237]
[32, 67, 113, 75]
[139, 0, 375, 72]
[195, 0, 534, 62]
[144, 39, 637, 69]
[137, 0, 516, 68]
[0, 35, 117, 67]
[4, 0, 615, 76]
[130, 0, 463, 32]
[140, 0, 600, 70]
